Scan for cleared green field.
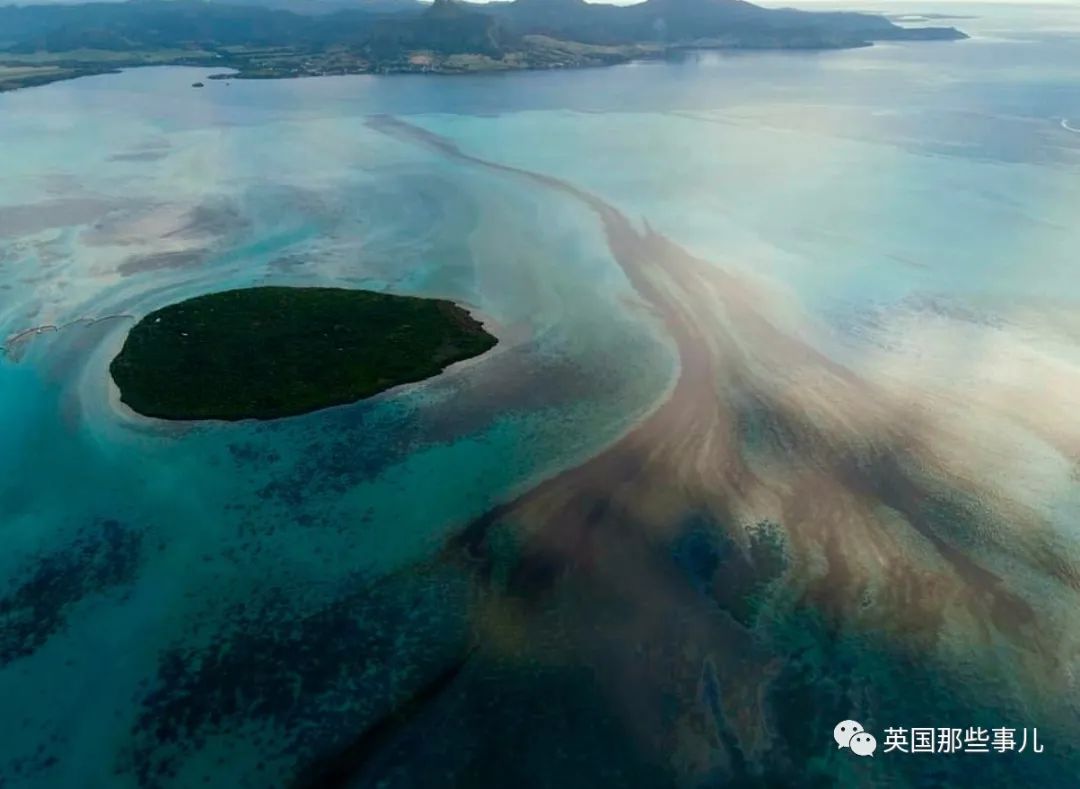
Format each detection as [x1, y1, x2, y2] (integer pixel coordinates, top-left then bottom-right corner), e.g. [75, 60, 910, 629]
[0, 65, 62, 76]
[0, 64, 78, 92]
[0, 48, 218, 64]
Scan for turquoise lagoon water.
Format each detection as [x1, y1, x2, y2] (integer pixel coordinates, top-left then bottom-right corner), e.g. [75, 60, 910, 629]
[2, 3, 1080, 787]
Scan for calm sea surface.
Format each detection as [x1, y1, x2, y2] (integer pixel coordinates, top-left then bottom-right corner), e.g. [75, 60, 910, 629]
[2, 3, 1079, 786]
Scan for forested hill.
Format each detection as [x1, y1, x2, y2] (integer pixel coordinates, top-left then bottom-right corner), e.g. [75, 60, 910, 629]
[488, 0, 964, 47]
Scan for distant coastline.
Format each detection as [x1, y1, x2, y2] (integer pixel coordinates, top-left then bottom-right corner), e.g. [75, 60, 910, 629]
[0, 31, 961, 94]
[0, 0, 966, 94]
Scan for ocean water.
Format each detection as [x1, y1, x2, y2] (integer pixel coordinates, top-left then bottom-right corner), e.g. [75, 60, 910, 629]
[2, 3, 1080, 787]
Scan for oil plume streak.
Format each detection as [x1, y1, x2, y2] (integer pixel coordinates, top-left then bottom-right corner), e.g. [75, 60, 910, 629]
[367, 115, 1080, 780]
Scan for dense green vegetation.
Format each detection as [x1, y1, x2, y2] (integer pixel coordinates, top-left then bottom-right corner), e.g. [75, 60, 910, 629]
[110, 286, 497, 421]
[0, 0, 966, 91]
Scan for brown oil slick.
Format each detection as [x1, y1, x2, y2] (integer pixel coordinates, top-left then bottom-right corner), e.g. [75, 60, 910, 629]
[366, 116, 1080, 783]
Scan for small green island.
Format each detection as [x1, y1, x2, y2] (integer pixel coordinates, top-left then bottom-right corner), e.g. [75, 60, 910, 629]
[110, 286, 496, 421]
